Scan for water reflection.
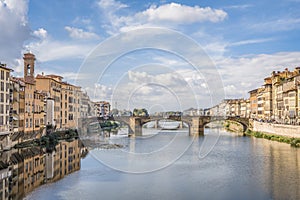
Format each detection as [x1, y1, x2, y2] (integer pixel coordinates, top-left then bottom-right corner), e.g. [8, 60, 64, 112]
[0, 139, 84, 200]
[21, 129, 300, 200]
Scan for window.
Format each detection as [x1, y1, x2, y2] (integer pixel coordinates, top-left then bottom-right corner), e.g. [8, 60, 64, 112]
[0, 71, 4, 80]
[0, 93, 3, 102]
[0, 116, 3, 125]
[30, 118, 32, 127]
[0, 82, 4, 91]
[26, 119, 28, 128]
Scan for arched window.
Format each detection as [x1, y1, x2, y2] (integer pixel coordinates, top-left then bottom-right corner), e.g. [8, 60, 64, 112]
[27, 64, 31, 75]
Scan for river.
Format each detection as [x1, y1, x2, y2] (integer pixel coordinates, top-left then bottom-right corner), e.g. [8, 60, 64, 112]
[24, 128, 300, 200]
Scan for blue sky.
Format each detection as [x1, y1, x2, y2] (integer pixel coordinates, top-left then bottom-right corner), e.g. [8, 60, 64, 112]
[1, 0, 300, 111]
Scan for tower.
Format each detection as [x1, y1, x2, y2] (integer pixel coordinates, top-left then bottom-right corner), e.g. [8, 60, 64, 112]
[23, 52, 35, 83]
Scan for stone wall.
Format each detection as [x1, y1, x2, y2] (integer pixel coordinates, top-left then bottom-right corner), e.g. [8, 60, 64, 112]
[225, 120, 243, 133]
[251, 120, 300, 138]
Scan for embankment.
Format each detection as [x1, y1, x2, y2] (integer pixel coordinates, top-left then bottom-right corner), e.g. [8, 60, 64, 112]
[225, 120, 300, 147]
[251, 120, 300, 138]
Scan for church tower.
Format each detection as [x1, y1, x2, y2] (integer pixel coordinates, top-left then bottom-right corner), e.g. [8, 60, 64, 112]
[23, 52, 35, 83]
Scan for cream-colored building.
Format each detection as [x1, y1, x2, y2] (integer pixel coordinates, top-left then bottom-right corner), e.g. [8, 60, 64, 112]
[94, 101, 111, 118]
[271, 68, 300, 123]
[0, 63, 13, 150]
[61, 82, 81, 129]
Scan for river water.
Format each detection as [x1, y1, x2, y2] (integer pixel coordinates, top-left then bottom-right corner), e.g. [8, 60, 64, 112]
[24, 128, 300, 200]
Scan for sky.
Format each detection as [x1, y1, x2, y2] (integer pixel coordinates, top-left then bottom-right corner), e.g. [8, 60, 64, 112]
[1, 0, 300, 112]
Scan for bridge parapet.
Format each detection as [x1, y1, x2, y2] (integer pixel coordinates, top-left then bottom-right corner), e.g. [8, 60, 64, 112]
[82, 115, 249, 136]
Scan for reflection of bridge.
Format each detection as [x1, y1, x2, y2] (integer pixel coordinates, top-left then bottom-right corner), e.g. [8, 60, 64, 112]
[79, 116, 249, 136]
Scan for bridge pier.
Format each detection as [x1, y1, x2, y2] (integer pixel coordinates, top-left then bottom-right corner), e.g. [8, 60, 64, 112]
[179, 121, 184, 129]
[190, 117, 204, 136]
[129, 117, 143, 136]
[154, 120, 159, 129]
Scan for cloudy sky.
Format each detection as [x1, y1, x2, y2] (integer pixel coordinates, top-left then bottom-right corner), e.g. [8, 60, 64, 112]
[1, 0, 300, 112]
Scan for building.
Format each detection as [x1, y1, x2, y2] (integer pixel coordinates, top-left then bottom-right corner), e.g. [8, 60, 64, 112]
[240, 99, 250, 118]
[36, 74, 62, 129]
[94, 101, 111, 118]
[262, 77, 273, 120]
[79, 92, 96, 118]
[256, 87, 264, 119]
[249, 89, 258, 119]
[22, 53, 46, 140]
[61, 82, 79, 129]
[271, 67, 300, 123]
[182, 108, 203, 116]
[10, 77, 26, 145]
[0, 63, 13, 150]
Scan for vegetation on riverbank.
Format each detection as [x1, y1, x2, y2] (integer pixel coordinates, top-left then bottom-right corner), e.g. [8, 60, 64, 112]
[224, 121, 300, 147]
[99, 120, 119, 131]
[14, 129, 79, 150]
[245, 129, 300, 147]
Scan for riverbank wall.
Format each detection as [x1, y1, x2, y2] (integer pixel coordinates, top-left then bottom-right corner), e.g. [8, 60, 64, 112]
[250, 120, 300, 139]
[224, 121, 244, 134]
[225, 120, 300, 147]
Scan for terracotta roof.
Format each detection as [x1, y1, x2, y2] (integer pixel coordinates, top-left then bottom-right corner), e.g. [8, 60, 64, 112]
[0, 63, 13, 71]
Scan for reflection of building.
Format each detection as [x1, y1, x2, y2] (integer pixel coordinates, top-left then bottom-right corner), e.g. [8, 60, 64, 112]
[94, 101, 111, 117]
[45, 139, 81, 182]
[0, 151, 11, 200]
[22, 147, 45, 194]
[4, 139, 83, 199]
[10, 151, 25, 200]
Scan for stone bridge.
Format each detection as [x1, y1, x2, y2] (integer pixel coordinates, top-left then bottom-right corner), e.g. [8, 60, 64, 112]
[78, 116, 249, 136]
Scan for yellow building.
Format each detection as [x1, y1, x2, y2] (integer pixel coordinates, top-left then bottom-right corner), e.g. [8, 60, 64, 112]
[36, 74, 62, 129]
[249, 89, 258, 119]
[10, 77, 26, 145]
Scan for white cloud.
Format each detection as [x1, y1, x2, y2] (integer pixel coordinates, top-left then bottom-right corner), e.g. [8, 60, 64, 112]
[215, 51, 300, 99]
[135, 3, 227, 24]
[97, 1, 227, 34]
[97, 0, 128, 11]
[229, 38, 275, 47]
[223, 4, 253, 10]
[26, 38, 95, 62]
[250, 18, 300, 32]
[65, 26, 100, 40]
[33, 28, 48, 39]
[0, 0, 30, 64]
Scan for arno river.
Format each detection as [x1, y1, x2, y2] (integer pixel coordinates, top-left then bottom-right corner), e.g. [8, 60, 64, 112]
[24, 127, 300, 200]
